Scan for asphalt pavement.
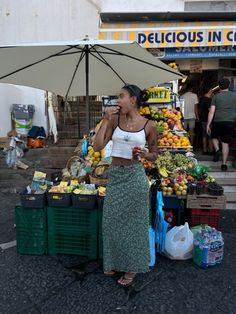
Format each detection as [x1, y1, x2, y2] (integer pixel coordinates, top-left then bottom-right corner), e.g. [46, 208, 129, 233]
[0, 175, 236, 313]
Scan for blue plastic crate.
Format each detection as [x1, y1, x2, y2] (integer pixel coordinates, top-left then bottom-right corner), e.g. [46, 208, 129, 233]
[163, 196, 183, 209]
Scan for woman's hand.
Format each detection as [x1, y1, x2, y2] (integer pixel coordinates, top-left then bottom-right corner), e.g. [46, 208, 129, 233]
[104, 106, 120, 120]
[136, 148, 147, 159]
[133, 147, 148, 159]
[206, 124, 211, 136]
[134, 148, 158, 161]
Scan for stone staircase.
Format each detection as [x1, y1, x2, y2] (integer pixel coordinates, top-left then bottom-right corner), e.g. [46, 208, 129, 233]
[0, 145, 77, 193]
[196, 154, 236, 210]
[21, 146, 77, 169]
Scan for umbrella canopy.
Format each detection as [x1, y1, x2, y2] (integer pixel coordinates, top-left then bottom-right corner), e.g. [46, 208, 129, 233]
[0, 39, 184, 131]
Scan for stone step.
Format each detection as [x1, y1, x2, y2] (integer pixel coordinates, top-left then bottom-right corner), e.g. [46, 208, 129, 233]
[195, 154, 234, 162]
[208, 169, 236, 179]
[226, 203, 236, 210]
[199, 160, 235, 167]
[225, 192, 236, 210]
[26, 146, 76, 156]
[222, 186, 236, 193]
[215, 178, 236, 193]
[0, 168, 61, 192]
[225, 192, 236, 202]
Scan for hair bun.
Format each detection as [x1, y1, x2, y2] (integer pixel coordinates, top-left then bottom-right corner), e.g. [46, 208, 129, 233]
[141, 89, 149, 103]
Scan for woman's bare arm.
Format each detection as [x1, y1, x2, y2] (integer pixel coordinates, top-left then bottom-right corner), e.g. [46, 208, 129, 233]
[93, 106, 119, 151]
[136, 120, 159, 161]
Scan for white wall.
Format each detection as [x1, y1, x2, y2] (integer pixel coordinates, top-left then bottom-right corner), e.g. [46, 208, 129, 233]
[0, 0, 187, 45]
[0, 84, 46, 137]
[100, 0, 184, 12]
[0, 0, 100, 45]
[0, 0, 185, 134]
[0, 0, 100, 135]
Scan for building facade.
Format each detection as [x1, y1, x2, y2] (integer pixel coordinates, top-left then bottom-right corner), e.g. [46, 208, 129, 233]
[1, 0, 236, 135]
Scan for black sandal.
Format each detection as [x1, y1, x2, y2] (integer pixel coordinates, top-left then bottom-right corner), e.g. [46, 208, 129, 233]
[118, 273, 136, 287]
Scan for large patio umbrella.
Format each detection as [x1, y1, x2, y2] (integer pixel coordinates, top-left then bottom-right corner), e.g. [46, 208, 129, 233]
[0, 38, 184, 132]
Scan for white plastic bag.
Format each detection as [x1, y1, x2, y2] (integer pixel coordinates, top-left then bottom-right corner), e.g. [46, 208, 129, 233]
[164, 222, 193, 260]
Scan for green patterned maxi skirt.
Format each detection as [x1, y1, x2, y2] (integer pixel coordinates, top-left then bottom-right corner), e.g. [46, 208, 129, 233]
[103, 163, 150, 273]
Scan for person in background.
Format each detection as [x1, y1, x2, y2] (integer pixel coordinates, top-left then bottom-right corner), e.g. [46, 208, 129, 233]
[198, 86, 213, 155]
[207, 78, 236, 171]
[93, 84, 158, 287]
[180, 83, 199, 146]
[176, 106, 184, 127]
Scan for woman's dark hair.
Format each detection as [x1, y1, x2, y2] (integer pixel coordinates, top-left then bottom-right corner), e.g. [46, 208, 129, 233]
[122, 84, 149, 107]
[200, 85, 212, 97]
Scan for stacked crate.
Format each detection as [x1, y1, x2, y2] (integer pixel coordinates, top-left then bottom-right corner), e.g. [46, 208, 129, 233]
[47, 194, 98, 258]
[15, 205, 47, 255]
[97, 196, 104, 259]
[187, 195, 226, 229]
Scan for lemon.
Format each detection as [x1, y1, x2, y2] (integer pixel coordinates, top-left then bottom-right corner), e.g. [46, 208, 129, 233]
[100, 149, 105, 158]
[94, 151, 100, 158]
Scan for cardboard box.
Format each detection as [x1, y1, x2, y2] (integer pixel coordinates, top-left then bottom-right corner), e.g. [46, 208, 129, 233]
[187, 194, 226, 209]
[0, 137, 10, 149]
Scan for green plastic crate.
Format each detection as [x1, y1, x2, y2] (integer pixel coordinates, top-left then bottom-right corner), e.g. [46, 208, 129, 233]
[48, 230, 97, 258]
[98, 208, 103, 235]
[15, 205, 47, 255]
[47, 207, 98, 258]
[47, 207, 98, 233]
[98, 233, 103, 259]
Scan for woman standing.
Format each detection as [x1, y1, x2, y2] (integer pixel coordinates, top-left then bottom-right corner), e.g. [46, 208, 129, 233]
[199, 86, 213, 154]
[93, 84, 158, 287]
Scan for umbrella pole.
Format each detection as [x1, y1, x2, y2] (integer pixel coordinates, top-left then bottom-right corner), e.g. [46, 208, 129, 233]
[85, 45, 90, 134]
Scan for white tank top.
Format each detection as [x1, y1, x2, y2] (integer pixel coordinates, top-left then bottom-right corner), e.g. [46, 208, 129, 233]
[111, 120, 148, 160]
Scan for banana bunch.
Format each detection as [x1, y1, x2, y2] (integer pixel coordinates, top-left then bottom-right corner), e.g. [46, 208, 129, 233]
[155, 152, 176, 172]
[174, 154, 189, 168]
[158, 167, 169, 178]
[98, 186, 106, 196]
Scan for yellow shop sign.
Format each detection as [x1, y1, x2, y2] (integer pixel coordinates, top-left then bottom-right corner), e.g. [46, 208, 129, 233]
[147, 87, 171, 103]
[99, 21, 236, 48]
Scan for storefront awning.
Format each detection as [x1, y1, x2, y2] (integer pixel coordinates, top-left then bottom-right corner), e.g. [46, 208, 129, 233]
[99, 21, 236, 48]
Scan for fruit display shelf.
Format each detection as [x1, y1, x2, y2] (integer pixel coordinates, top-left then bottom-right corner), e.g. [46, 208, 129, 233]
[158, 146, 193, 152]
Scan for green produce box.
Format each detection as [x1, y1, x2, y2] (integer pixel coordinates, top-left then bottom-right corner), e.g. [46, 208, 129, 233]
[47, 207, 98, 233]
[48, 229, 97, 258]
[47, 207, 98, 258]
[15, 205, 47, 255]
[99, 233, 103, 259]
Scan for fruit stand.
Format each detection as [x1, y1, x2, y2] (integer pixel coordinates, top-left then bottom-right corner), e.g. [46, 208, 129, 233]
[139, 102, 226, 231]
[15, 103, 226, 261]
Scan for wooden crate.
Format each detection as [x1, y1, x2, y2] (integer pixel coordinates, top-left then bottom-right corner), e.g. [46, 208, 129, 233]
[187, 194, 226, 209]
